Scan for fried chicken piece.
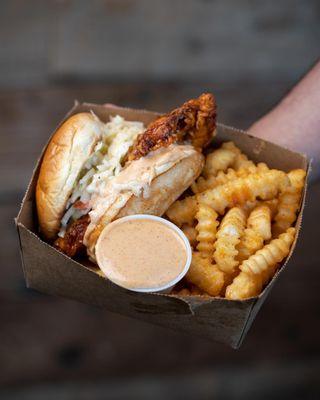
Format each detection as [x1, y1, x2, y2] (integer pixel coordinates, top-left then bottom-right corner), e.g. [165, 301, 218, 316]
[54, 214, 90, 258]
[127, 93, 217, 161]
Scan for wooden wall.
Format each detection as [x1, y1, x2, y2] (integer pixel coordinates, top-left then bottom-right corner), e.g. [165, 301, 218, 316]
[0, 1, 319, 398]
[1, 0, 319, 87]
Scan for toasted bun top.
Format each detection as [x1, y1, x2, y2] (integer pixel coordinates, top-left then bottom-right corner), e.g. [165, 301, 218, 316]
[36, 112, 104, 239]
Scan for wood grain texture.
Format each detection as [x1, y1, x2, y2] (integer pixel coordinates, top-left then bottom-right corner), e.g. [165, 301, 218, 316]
[0, 0, 319, 87]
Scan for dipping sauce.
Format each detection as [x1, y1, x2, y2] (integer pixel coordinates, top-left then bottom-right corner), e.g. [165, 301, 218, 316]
[95, 216, 189, 290]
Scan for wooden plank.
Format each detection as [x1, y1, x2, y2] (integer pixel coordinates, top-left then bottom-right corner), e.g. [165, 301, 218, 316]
[0, 1, 319, 87]
[43, 0, 320, 81]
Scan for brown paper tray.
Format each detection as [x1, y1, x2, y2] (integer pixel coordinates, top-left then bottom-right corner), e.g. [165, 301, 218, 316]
[15, 102, 309, 348]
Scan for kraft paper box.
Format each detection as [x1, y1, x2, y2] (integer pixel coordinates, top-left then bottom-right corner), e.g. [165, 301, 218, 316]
[16, 102, 309, 349]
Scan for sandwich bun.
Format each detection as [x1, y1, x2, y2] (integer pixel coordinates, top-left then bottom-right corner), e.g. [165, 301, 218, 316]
[84, 148, 204, 258]
[36, 113, 104, 239]
[117, 151, 203, 217]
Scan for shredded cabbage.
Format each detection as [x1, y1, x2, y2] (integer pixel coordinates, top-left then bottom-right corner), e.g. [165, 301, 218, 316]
[59, 115, 144, 236]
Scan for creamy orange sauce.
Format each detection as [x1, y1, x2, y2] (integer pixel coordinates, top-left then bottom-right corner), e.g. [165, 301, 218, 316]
[95, 218, 188, 290]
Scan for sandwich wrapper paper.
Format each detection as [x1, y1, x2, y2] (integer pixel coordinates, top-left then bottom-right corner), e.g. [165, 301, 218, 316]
[16, 102, 309, 349]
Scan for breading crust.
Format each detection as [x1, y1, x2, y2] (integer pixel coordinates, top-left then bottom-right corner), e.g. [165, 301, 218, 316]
[126, 93, 216, 161]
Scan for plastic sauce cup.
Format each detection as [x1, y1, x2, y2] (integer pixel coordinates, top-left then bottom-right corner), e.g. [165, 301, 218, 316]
[95, 214, 192, 294]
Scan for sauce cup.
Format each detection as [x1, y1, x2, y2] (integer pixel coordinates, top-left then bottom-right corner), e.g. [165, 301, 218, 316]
[95, 214, 192, 294]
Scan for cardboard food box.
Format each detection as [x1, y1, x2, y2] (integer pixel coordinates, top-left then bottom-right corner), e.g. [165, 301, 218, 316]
[16, 102, 309, 349]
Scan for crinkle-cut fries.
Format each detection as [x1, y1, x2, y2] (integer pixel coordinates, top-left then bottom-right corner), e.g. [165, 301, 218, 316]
[166, 141, 305, 300]
[213, 207, 246, 275]
[195, 203, 219, 259]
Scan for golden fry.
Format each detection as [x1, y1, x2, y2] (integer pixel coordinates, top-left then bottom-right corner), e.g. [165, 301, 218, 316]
[195, 203, 219, 258]
[261, 198, 279, 218]
[288, 168, 306, 188]
[213, 207, 246, 274]
[240, 200, 257, 214]
[226, 226, 295, 299]
[226, 260, 281, 299]
[256, 162, 270, 174]
[186, 252, 225, 296]
[198, 170, 289, 214]
[247, 205, 271, 241]
[237, 227, 264, 263]
[240, 227, 295, 275]
[242, 199, 278, 216]
[203, 148, 236, 178]
[191, 176, 211, 194]
[166, 196, 197, 227]
[181, 224, 198, 248]
[225, 271, 263, 300]
[192, 159, 270, 194]
[236, 162, 269, 178]
[221, 141, 255, 171]
[226, 228, 295, 300]
[273, 169, 306, 236]
[221, 141, 242, 159]
[191, 168, 238, 194]
[234, 155, 256, 171]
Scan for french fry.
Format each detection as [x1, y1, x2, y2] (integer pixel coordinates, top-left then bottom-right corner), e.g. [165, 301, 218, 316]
[242, 199, 278, 217]
[247, 205, 271, 241]
[261, 198, 279, 218]
[195, 203, 219, 258]
[257, 162, 270, 174]
[237, 227, 264, 263]
[240, 200, 258, 214]
[236, 162, 269, 178]
[273, 169, 306, 236]
[221, 141, 255, 171]
[198, 170, 289, 214]
[226, 248, 288, 300]
[237, 203, 272, 263]
[181, 224, 198, 248]
[202, 148, 236, 178]
[234, 155, 256, 171]
[240, 227, 295, 275]
[191, 176, 211, 194]
[166, 196, 197, 227]
[226, 228, 295, 300]
[221, 141, 241, 156]
[288, 168, 306, 188]
[192, 160, 270, 194]
[225, 271, 263, 300]
[213, 207, 246, 274]
[186, 252, 225, 296]
[191, 168, 238, 194]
